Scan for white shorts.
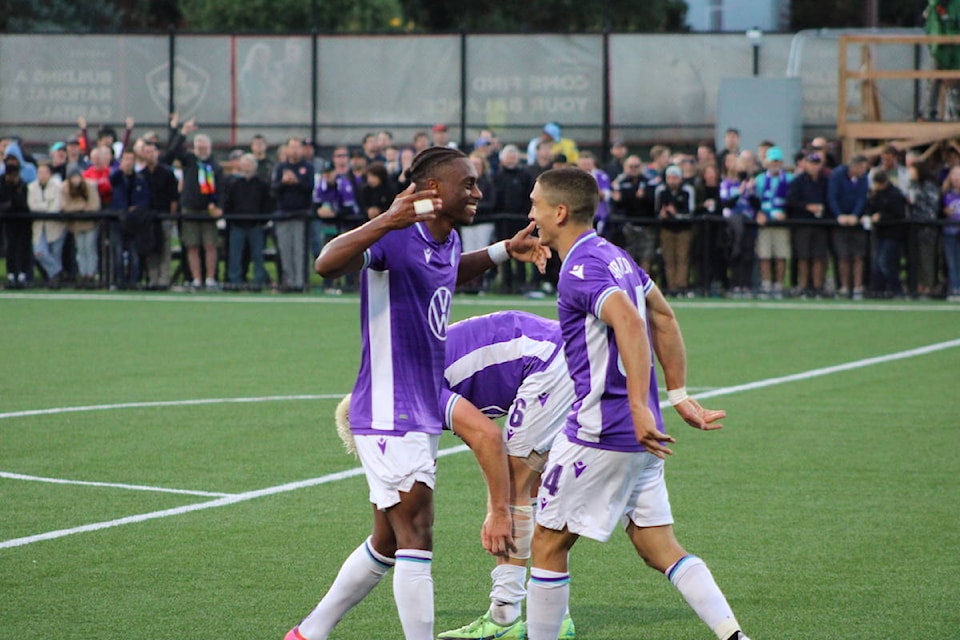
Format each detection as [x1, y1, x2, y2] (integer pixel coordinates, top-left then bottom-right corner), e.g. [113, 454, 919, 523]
[535, 434, 673, 542]
[355, 432, 439, 510]
[505, 355, 577, 462]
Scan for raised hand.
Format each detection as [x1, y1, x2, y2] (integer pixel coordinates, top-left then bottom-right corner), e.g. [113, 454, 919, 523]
[379, 183, 442, 230]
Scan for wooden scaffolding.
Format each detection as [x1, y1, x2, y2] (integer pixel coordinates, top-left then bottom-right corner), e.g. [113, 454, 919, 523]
[838, 33, 960, 162]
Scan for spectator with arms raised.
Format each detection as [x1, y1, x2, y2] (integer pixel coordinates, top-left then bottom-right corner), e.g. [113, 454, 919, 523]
[164, 119, 223, 290]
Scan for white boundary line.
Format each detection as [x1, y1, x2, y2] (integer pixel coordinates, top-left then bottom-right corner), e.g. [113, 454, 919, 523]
[2, 338, 958, 550]
[0, 445, 469, 550]
[2, 290, 959, 312]
[690, 338, 960, 401]
[0, 471, 233, 497]
[1, 387, 714, 497]
[0, 394, 343, 421]
[0, 388, 722, 424]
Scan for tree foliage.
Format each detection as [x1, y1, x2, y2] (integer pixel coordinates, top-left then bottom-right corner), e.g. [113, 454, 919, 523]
[178, 0, 406, 32]
[0, 0, 181, 31]
[791, 0, 923, 30]
[1, 0, 687, 33]
[5, 0, 927, 34]
[397, 0, 687, 32]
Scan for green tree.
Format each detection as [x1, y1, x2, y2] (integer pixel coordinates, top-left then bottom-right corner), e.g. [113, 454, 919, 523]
[178, 0, 405, 32]
[0, 0, 180, 31]
[791, 0, 922, 29]
[397, 0, 687, 32]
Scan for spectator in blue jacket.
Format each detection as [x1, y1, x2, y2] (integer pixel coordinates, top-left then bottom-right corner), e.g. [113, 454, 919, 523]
[787, 153, 832, 297]
[109, 149, 151, 289]
[827, 155, 870, 298]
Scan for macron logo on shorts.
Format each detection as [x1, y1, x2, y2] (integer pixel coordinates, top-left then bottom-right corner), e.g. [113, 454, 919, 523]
[573, 460, 587, 477]
[506, 429, 515, 440]
[540, 497, 549, 510]
[538, 392, 550, 407]
[377, 437, 387, 454]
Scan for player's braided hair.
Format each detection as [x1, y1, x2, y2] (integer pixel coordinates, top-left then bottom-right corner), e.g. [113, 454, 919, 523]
[404, 146, 467, 185]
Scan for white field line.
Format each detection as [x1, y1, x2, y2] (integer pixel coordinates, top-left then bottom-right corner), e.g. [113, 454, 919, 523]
[689, 338, 960, 401]
[0, 471, 233, 497]
[0, 394, 344, 421]
[2, 290, 959, 312]
[2, 338, 958, 550]
[0, 388, 721, 424]
[0, 387, 714, 497]
[0, 445, 469, 550]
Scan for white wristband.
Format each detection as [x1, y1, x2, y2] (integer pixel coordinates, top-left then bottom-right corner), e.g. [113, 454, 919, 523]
[667, 387, 688, 406]
[487, 240, 510, 265]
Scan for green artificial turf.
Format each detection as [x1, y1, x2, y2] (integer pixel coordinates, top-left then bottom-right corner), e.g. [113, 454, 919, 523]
[1, 293, 958, 639]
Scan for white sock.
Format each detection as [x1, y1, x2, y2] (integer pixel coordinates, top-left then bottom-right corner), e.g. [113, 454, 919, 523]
[666, 555, 741, 640]
[393, 549, 434, 640]
[526, 568, 569, 640]
[489, 564, 527, 624]
[298, 537, 394, 640]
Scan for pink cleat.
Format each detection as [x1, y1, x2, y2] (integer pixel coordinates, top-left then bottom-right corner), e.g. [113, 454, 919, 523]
[284, 627, 307, 640]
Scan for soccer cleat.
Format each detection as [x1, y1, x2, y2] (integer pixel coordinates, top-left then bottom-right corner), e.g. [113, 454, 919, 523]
[436, 611, 526, 639]
[558, 613, 576, 639]
[284, 626, 307, 640]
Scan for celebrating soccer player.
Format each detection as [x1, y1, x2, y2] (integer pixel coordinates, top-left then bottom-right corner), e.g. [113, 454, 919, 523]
[523, 167, 750, 640]
[283, 147, 549, 640]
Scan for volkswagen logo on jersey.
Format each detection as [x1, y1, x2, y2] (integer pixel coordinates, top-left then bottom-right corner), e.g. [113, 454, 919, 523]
[428, 287, 453, 340]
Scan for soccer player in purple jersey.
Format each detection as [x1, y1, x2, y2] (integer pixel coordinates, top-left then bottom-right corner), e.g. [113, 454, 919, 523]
[523, 167, 751, 640]
[437, 311, 576, 640]
[283, 147, 549, 640]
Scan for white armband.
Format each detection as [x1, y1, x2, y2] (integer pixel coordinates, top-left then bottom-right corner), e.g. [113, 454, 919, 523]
[487, 240, 510, 264]
[667, 387, 689, 406]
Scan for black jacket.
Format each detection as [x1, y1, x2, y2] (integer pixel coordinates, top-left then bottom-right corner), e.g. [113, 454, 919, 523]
[787, 172, 830, 220]
[867, 185, 907, 241]
[222, 174, 272, 227]
[163, 132, 222, 211]
[0, 176, 29, 217]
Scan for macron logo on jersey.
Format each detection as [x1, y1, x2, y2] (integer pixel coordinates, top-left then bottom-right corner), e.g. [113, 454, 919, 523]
[423, 248, 432, 263]
[569, 264, 585, 279]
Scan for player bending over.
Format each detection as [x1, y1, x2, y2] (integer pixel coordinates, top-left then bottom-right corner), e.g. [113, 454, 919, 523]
[436, 310, 576, 640]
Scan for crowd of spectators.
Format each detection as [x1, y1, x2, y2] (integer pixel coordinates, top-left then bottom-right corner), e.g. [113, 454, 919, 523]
[600, 128, 960, 302]
[1, 119, 959, 300]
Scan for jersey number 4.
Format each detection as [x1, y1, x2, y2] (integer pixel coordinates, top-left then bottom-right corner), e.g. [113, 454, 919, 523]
[541, 463, 563, 496]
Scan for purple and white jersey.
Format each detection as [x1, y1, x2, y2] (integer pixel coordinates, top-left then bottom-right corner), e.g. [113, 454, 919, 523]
[557, 230, 665, 452]
[441, 311, 564, 424]
[349, 222, 460, 436]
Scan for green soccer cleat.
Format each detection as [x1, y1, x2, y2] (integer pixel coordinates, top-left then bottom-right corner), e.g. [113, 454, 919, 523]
[558, 613, 575, 639]
[436, 611, 527, 640]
